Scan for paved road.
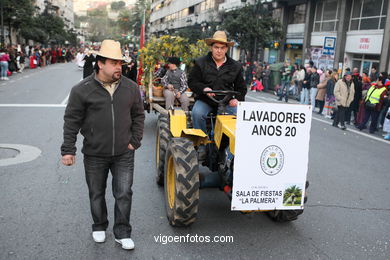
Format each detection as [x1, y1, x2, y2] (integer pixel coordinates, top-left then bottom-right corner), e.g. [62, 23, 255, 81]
[0, 63, 389, 259]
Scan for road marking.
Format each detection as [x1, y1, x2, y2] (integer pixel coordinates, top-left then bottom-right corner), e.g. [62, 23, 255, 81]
[0, 104, 66, 108]
[0, 144, 41, 167]
[246, 95, 389, 144]
[61, 93, 70, 105]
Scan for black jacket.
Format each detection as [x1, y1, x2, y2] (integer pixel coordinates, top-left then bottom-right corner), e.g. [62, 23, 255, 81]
[83, 55, 95, 79]
[303, 72, 311, 89]
[188, 52, 246, 107]
[61, 73, 145, 157]
[310, 72, 320, 89]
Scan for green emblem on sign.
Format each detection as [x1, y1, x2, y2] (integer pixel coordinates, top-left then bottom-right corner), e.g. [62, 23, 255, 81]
[260, 146, 284, 176]
[267, 153, 278, 168]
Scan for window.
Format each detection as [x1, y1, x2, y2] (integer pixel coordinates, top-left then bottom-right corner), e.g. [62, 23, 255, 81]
[349, 0, 387, 30]
[289, 4, 306, 24]
[189, 5, 195, 15]
[313, 0, 340, 32]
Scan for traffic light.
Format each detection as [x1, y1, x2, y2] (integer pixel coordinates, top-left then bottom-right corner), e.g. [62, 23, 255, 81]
[274, 41, 279, 49]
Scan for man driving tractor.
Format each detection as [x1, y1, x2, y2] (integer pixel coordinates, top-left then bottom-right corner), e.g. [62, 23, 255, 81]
[188, 30, 247, 159]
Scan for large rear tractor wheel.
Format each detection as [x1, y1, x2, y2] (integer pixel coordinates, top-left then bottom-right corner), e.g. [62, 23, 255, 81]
[155, 116, 170, 186]
[164, 138, 200, 226]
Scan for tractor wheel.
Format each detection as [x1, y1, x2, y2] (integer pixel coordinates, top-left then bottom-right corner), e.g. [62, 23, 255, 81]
[164, 138, 199, 226]
[266, 209, 304, 222]
[155, 116, 170, 186]
[267, 181, 309, 222]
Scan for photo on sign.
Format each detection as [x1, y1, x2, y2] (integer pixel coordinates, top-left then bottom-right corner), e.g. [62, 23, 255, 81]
[283, 184, 303, 206]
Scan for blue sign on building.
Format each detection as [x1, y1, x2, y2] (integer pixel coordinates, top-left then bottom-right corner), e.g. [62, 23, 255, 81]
[323, 37, 336, 55]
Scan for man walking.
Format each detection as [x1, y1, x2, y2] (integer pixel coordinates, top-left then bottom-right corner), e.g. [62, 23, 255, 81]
[61, 39, 145, 250]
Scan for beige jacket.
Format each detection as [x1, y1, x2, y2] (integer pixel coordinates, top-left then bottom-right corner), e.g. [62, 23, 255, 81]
[334, 79, 355, 107]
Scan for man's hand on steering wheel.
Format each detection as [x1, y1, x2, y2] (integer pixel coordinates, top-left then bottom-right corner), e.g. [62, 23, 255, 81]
[203, 87, 215, 97]
[229, 99, 238, 107]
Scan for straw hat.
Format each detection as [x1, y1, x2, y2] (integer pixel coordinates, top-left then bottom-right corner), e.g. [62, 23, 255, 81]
[205, 31, 234, 47]
[94, 39, 123, 60]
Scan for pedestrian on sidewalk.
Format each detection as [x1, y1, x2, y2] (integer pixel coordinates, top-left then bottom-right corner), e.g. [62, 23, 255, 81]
[61, 39, 145, 250]
[16, 51, 25, 72]
[309, 66, 320, 111]
[355, 76, 372, 125]
[300, 66, 311, 105]
[383, 107, 390, 140]
[345, 68, 362, 125]
[262, 64, 271, 91]
[358, 75, 388, 133]
[75, 49, 85, 70]
[278, 60, 293, 102]
[0, 49, 10, 80]
[315, 70, 331, 115]
[333, 71, 355, 130]
[323, 72, 338, 118]
[82, 48, 95, 79]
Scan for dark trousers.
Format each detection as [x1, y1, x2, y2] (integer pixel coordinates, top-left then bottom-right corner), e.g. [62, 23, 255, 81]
[317, 100, 325, 114]
[333, 106, 346, 127]
[84, 150, 135, 239]
[359, 109, 380, 133]
[345, 107, 357, 124]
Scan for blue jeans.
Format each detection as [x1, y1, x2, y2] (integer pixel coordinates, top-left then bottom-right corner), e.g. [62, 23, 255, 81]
[192, 100, 237, 133]
[84, 150, 135, 239]
[0, 61, 8, 78]
[300, 88, 309, 104]
[279, 80, 289, 101]
[310, 88, 318, 111]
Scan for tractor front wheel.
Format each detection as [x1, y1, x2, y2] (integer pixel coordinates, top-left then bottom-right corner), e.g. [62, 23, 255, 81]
[155, 116, 169, 186]
[164, 138, 199, 226]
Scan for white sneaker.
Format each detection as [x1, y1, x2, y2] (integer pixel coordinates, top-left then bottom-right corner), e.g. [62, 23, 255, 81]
[92, 231, 106, 243]
[115, 238, 135, 250]
[4, 77, 9, 80]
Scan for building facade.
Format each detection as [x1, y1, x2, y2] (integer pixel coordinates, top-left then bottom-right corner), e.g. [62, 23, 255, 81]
[147, 0, 390, 73]
[303, 0, 389, 73]
[149, 0, 224, 35]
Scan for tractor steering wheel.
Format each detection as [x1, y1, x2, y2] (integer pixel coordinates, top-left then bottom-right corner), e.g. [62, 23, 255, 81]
[203, 90, 240, 114]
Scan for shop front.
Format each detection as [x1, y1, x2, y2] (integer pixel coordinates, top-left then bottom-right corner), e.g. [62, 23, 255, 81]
[344, 31, 383, 74]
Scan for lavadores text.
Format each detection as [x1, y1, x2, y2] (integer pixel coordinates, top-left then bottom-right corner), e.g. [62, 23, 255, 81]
[243, 111, 306, 137]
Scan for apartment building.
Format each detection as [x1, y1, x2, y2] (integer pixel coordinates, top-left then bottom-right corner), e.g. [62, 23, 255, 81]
[148, 0, 390, 73]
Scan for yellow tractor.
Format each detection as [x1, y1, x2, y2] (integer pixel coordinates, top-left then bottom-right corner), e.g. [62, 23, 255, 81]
[155, 91, 307, 226]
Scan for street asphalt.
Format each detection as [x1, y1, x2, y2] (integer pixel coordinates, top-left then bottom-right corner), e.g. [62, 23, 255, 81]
[0, 63, 389, 259]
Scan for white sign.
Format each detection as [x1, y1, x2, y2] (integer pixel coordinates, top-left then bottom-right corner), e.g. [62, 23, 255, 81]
[231, 102, 312, 211]
[345, 33, 383, 54]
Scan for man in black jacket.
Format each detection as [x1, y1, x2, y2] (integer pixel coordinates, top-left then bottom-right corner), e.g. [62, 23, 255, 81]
[189, 31, 246, 133]
[61, 39, 145, 250]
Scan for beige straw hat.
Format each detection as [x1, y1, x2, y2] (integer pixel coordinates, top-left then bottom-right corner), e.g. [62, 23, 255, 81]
[94, 39, 123, 60]
[205, 31, 234, 47]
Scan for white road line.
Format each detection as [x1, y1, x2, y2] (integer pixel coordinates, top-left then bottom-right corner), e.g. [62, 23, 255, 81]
[61, 93, 70, 105]
[0, 104, 66, 108]
[246, 95, 389, 145]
